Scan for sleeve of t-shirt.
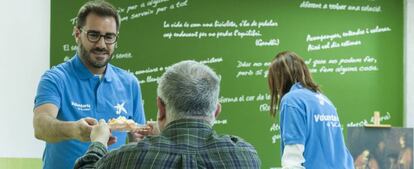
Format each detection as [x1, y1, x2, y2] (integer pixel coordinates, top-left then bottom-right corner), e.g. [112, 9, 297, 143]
[280, 104, 307, 146]
[34, 71, 62, 109]
[131, 76, 146, 124]
[281, 144, 305, 169]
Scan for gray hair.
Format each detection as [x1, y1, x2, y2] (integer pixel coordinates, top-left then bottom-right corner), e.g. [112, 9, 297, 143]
[157, 60, 220, 124]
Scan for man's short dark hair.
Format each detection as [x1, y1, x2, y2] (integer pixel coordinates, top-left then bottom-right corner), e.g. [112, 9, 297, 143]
[76, 0, 120, 31]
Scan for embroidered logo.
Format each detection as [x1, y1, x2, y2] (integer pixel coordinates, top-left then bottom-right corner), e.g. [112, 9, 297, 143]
[114, 102, 128, 115]
[71, 101, 91, 111]
[315, 93, 332, 106]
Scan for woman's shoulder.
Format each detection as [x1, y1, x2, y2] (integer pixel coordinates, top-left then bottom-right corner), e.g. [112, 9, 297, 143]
[281, 88, 326, 107]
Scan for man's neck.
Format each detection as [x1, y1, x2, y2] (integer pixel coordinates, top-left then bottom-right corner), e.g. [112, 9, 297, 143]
[86, 65, 106, 75]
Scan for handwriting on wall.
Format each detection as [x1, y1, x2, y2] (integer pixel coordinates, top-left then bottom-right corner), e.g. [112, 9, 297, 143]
[305, 55, 379, 75]
[235, 55, 379, 79]
[306, 25, 391, 52]
[300, 1, 382, 12]
[162, 19, 279, 46]
[69, 0, 190, 25]
[131, 57, 223, 84]
[347, 112, 392, 127]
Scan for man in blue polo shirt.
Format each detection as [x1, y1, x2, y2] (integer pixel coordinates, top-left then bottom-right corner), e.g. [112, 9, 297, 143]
[33, 1, 145, 169]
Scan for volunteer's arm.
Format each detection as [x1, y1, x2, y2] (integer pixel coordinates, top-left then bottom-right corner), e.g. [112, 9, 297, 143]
[33, 103, 97, 142]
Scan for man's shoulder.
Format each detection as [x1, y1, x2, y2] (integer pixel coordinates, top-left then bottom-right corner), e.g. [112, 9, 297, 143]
[208, 134, 261, 167]
[219, 134, 257, 149]
[108, 64, 137, 80]
[108, 142, 139, 155]
[41, 61, 73, 81]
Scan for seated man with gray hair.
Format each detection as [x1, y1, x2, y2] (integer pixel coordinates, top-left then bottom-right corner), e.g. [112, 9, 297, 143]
[74, 60, 261, 169]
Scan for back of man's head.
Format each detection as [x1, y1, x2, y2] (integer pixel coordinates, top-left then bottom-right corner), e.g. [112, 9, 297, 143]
[157, 60, 220, 123]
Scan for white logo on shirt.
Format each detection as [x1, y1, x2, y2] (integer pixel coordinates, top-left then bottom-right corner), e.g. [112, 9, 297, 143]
[114, 102, 128, 115]
[314, 114, 339, 122]
[71, 101, 91, 111]
[314, 114, 341, 128]
[315, 93, 332, 106]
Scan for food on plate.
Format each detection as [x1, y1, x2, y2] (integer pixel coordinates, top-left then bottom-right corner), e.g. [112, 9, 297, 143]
[108, 116, 146, 131]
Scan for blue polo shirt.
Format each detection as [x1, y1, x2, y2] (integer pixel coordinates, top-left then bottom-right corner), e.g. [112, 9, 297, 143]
[279, 83, 354, 169]
[34, 55, 146, 169]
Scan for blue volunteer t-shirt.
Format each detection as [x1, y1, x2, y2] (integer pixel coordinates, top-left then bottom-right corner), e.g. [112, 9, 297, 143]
[34, 55, 146, 169]
[279, 83, 354, 169]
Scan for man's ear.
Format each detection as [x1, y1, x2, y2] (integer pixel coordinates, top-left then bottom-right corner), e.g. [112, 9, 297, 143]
[157, 97, 166, 121]
[73, 26, 81, 43]
[214, 103, 221, 118]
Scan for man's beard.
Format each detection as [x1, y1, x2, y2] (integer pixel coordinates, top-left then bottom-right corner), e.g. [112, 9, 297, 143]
[78, 43, 112, 68]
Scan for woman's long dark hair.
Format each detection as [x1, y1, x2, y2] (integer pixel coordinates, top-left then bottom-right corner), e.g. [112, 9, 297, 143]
[268, 51, 320, 117]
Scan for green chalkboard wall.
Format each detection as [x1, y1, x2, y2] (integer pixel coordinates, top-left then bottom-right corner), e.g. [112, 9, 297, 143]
[51, 0, 403, 168]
